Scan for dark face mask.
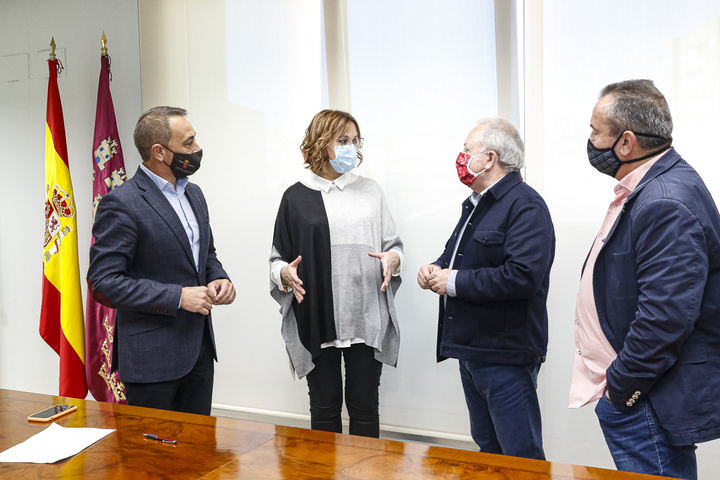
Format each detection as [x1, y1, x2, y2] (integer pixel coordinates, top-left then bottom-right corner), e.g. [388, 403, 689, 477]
[587, 132, 669, 178]
[163, 146, 202, 179]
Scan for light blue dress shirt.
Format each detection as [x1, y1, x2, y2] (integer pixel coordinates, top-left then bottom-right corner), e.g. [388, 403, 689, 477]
[446, 177, 501, 297]
[447, 191, 481, 297]
[140, 164, 200, 270]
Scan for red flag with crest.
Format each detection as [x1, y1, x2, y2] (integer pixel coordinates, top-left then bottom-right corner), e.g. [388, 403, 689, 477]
[85, 52, 128, 403]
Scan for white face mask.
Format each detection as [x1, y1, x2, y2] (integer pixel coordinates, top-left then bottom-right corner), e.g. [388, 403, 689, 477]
[330, 144, 358, 173]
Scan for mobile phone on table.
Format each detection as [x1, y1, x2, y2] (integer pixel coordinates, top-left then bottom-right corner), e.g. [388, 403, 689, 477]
[27, 404, 77, 422]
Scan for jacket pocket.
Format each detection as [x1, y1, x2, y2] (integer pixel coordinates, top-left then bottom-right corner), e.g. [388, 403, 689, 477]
[607, 251, 638, 300]
[471, 229, 505, 245]
[650, 341, 710, 432]
[125, 313, 167, 336]
[470, 229, 505, 266]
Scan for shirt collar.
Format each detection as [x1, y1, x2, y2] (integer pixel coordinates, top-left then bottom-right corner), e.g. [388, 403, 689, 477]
[308, 171, 353, 193]
[141, 163, 188, 195]
[616, 149, 668, 195]
[469, 176, 504, 206]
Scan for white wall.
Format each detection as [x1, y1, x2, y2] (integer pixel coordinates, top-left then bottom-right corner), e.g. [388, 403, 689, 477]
[0, 0, 142, 391]
[5, 0, 720, 477]
[135, 0, 495, 439]
[536, 0, 720, 474]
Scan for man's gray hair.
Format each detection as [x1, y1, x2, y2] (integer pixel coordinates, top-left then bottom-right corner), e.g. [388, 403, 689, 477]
[600, 79, 673, 150]
[476, 118, 524, 172]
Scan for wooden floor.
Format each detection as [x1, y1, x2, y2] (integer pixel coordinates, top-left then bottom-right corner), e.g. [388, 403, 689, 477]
[0, 389, 670, 479]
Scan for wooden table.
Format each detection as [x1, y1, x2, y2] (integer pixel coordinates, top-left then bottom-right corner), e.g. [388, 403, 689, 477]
[0, 389, 669, 479]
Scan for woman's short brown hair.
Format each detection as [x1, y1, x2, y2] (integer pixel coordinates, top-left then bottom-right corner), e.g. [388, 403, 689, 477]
[300, 110, 363, 174]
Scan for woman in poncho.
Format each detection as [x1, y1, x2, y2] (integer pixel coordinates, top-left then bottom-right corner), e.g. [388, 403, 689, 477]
[270, 110, 403, 438]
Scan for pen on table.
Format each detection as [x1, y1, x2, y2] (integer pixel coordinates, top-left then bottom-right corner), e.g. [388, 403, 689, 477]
[143, 433, 178, 444]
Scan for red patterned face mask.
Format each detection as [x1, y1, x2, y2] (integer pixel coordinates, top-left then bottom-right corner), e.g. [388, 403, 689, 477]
[455, 151, 487, 187]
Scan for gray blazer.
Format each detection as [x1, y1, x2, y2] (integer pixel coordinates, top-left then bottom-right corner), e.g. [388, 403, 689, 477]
[87, 166, 229, 383]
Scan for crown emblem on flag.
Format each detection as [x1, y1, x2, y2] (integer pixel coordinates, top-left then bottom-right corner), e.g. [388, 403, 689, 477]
[44, 185, 75, 251]
[50, 185, 75, 218]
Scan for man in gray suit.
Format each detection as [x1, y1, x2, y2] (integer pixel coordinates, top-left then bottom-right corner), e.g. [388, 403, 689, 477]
[88, 106, 235, 415]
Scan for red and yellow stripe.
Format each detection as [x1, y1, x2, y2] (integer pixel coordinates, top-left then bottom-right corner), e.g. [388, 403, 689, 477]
[39, 58, 87, 399]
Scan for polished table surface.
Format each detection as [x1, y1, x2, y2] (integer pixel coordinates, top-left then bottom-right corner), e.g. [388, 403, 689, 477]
[0, 389, 670, 479]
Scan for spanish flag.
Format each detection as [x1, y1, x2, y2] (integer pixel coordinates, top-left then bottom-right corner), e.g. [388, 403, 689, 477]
[40, 55, 88, 399]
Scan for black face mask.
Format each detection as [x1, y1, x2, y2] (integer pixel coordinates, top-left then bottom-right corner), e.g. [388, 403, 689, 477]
[587, 132, 669, 178]
[162, 146, 202, 179]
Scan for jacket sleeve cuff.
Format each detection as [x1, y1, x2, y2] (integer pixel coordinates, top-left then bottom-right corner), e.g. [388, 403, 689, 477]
[607, 385, 643, 413]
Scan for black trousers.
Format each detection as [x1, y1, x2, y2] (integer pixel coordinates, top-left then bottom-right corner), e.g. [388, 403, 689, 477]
[124, 321, 215, 415]
[306, 343, 383, 438]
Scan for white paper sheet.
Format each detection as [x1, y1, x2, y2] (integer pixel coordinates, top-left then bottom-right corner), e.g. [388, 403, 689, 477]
[0, 422, 115, 463]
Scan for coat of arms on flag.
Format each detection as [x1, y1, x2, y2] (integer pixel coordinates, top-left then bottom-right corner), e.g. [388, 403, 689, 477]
[40, 38, 88, 399]
[44, 186, 76, 261]
[85, 35, 128, 404]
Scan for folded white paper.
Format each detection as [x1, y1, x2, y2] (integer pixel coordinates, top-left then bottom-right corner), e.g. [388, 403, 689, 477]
[0, 422, 115, 463]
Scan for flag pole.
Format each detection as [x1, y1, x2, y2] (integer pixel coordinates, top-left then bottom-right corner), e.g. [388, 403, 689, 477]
[101, 32, 108, 57]
[49, 37, 56, 60]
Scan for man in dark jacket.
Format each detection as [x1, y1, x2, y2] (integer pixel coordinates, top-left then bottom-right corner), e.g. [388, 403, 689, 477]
[88, 106, 235, 415]
[417, 118, 555, 460]
[571, 79, 720, 480]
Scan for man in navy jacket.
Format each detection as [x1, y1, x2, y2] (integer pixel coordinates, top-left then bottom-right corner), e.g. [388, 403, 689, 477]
[418, 118, 555, 460]
[88, 106, 235, 415]
[572, 80, 720, 480]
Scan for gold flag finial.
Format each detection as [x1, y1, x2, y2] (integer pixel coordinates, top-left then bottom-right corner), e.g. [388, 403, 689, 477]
[49, 37, 56, 60]
[101, 31, 108, 57]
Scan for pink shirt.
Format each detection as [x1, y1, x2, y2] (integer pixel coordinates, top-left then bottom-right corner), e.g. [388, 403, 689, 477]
[568, 153, 666, 408]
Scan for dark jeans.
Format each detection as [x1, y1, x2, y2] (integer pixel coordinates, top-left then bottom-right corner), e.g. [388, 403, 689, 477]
[459, 360, 545, 460]
[306, 343, 383, 438]
[595, 395, 697, 480]
[124, 322, 215, 415]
